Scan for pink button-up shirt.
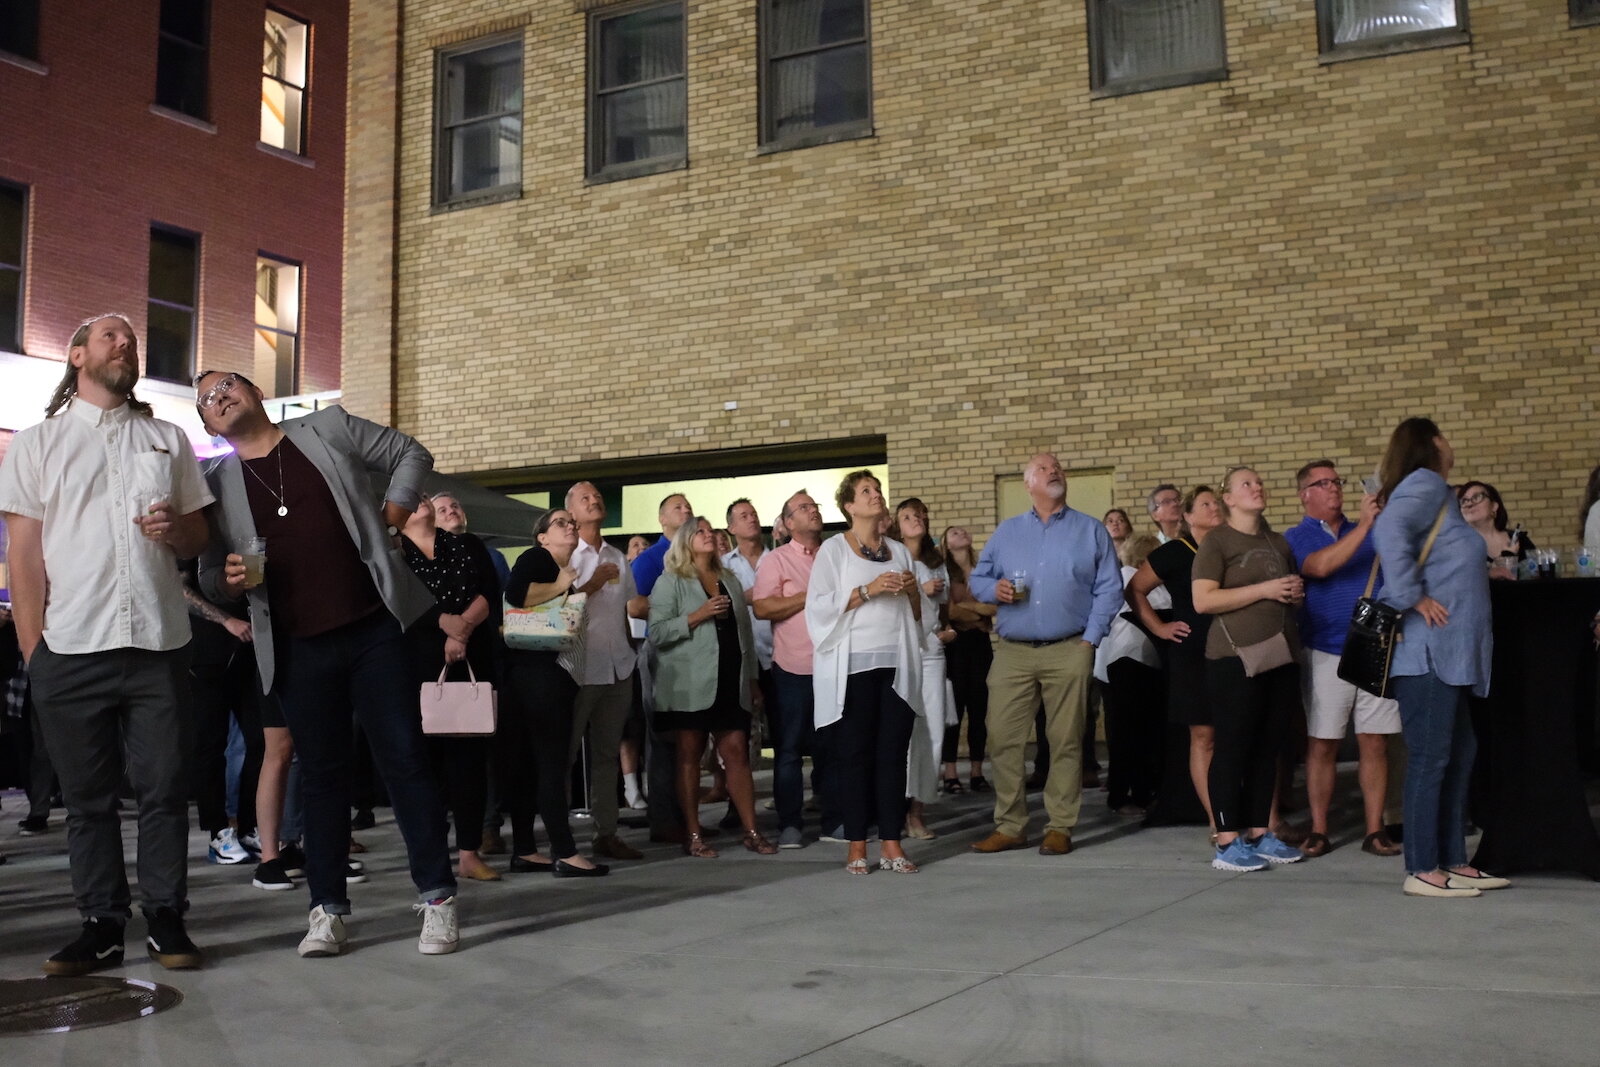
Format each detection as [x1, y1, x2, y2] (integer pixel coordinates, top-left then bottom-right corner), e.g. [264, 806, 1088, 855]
[751, 539, 816, 675]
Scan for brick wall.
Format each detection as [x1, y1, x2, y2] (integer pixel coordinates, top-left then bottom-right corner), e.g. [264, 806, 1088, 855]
[0, 0, 347, 397]
[346, 0, 1600, 543]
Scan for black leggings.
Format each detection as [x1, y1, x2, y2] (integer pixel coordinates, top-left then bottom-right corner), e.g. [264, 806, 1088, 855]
[832, 669, 916, 843]
[500, 651, 580, 859]
[942, 629, 991, 763]
[426, 735, 489, 853]
[1104, 658, 1165, 809]
[1206, 656, 1299, 834]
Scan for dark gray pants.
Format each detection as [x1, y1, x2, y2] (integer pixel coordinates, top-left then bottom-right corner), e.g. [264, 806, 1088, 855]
[28, 643, 192, 920]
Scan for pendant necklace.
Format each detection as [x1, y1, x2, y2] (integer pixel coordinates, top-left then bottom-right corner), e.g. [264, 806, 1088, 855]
[850, 531, 891, 563]
[242, 441, 289, 517]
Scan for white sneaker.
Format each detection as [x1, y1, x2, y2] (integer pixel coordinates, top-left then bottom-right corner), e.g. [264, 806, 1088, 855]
[208, 828, 252, 865]
[297, 906, 348, 957]
[415, 897, 459, 955]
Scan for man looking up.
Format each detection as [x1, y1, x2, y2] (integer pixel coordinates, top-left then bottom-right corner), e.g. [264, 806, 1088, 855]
[0, 314, 211, 975]
[1148, 484, 1184, 543]
[194, 370, 459, 958]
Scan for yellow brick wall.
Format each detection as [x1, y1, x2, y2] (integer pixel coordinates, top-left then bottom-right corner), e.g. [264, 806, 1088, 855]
[345, 0, 1600, 543]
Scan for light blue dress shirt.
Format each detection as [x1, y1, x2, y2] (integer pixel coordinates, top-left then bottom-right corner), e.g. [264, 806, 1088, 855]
[968, 505, 1123, 645]
[1372, 468, 1492, 697]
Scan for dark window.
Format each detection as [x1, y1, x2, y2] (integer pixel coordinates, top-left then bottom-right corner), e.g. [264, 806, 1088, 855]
[255, 256, 301, 395]
[1316, 0, 1467, 59]
[1087, 0, 1226, 96]
[0, 1, 41, 60]
[147, 228, 198, 383]
[157, 0, 209, 119]
[1574, 0, 1600, 26]
[588, 2, 686, 180]
[434, 37, 522, 205]
[759, 0, 871, 148]
[262, 10, 309, 152]
[0, 183, 25, 353]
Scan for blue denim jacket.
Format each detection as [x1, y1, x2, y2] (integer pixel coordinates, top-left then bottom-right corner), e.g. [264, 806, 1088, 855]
[1372, 468, 1492, 696]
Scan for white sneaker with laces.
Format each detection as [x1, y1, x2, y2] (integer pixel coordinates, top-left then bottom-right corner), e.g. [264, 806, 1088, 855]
[297, 905, 348, 957]
[208, 828, 252, 865]
[416, 897, 459, 955]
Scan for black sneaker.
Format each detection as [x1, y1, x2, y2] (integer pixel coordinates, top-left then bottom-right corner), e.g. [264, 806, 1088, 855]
[43, 917, 126, 976]
[144, 907, 203, 970]
[279, 843, 307, 878]
[345, 860, 367, 884]
[252, 857, 296, 891]
[18, 815, 49, 835]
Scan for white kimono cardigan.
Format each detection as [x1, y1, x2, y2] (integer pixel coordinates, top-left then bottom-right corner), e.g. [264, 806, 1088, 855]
[804, 535, 924, 732]
[906, 558, 950, 803]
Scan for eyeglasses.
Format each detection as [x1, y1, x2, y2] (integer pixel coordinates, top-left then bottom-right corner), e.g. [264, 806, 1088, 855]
[782, 502, 821, 519]
[546, 517, 577, 529]
[1302, 478, 1346, 492]
[196, 374, 242, 410]
[1151, 496, 1180, 509]
[1459, 492, 1490, 508]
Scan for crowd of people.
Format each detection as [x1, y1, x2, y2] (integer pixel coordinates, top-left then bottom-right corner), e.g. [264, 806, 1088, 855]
[3, 314, 1599, 976]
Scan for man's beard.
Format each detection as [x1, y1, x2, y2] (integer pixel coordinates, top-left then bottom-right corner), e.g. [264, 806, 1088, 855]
[1041, 481, 1065, 501]
[86, 358, 137, 396]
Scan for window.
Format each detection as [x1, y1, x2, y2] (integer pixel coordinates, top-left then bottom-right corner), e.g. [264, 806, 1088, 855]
[0, 1, 40, 61]
[434, 37, 522, 206]
[1087, 0, 1226, 97]
[1574, 0, 1600, 26]
[147, 228, 199, 383]
[588, 2, 686, 181]
[255, 257, 301, 396]
[262, 10, 308, 152]
[0, 183, 24, 354]
[157, 0, 209, 118]
[759, 0, 871, 148]
[1316, 0, 1467, 59]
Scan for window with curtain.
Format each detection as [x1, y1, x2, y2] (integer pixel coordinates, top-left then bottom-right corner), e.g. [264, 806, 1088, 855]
[0, 1, 41, 61]
[255, 256, 301, 396]
[1088, 0, 1226, 96]
[434, 37, 523, 206]
[147, 227, 199, 383]
[588, 2, 686, 180]
[1316, 0, 1466, 56]
[261, 9, 309, 153]
[157, 0, 209, 119]
[0, 183, 25, 354]
[759, 0, 871, 148]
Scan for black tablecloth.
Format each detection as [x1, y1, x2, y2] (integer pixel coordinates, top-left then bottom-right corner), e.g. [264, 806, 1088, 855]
[1469, 578, 1600, 878]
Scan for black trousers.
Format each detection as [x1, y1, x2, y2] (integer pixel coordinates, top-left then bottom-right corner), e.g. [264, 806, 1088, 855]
[942, 629, 991, 763]
[500, 651, 580, 859]
[1206, 656, 1299, 834]
[1104, 659, 1165, 809]
[832, 669, 916, 843]
[188, 649, 264, 836]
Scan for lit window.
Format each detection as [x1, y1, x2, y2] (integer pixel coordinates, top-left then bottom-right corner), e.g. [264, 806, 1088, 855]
[147, 227, 199, 383]
[262, 10, 309, 153]
[434, 37, 522, 206]
[0, 1, 41, 61]
[0, 183, 24, 353]
[1088, 0, 1227, 97]
[588, 2, 686, 181]
[1317, 0, 1467, 58]
[759, 0, 871, 148]
[255, 257, 301, 396]
[156, 0, 209, 119]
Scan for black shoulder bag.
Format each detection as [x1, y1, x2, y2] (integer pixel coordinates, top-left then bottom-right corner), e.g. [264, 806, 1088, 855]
[1336, 506, 1447, 699]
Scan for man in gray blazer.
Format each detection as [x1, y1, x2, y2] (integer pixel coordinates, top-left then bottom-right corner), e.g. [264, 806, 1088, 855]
[194, 370, 458, 958]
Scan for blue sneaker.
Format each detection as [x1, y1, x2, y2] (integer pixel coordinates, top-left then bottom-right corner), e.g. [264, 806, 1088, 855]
[1249, 832, 1304, 865]
[207, 828, 251, 865]
[1212, 837, 1268, 872]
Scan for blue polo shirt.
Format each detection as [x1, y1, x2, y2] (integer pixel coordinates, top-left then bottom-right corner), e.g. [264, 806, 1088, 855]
[1284, 514, 1383, 656]
[631, 535, 670, 596]
[968, 505, 1123, 645]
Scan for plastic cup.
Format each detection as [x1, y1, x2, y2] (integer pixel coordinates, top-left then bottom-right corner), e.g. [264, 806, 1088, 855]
[241, 536, 267, 587]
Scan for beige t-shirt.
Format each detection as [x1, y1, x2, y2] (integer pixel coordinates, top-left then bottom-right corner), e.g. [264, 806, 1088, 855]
[1192, 523, 1301, 661]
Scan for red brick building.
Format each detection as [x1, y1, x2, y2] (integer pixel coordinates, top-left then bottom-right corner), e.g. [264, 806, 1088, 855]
[0, 0, 347, 456]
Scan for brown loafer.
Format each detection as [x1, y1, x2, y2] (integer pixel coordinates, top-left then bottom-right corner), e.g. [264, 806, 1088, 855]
[592, 834, 643, 860]
[1362, 831, 1402, 857]
[1038, 830, 1073, 856]
[1271, 822, 1311, 847]
[1300, 832, 1332, 858]
[970, 831, 1028, 853]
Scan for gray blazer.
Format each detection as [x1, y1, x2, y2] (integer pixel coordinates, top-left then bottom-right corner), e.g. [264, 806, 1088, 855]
[198, 405, 437, 693]
[648, 568, 757, 714]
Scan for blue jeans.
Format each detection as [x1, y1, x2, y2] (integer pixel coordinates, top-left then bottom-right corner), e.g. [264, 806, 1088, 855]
[771, 665, 834, 832]
[275, 611, 455, 914]
[1393, 672, 1477, 874]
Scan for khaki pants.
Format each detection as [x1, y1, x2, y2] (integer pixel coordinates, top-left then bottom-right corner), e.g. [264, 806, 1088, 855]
[985, 639, 1095, 837]
[570, 677, 633, 837]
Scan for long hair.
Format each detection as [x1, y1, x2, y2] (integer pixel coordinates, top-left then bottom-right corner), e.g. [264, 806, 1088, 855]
[890, 497, 943, 569]
[1177, 484, 1216, 541]
[664, 516, 727, 580]
[46, 314, 154, 417]
[1456, 480, 1509, 532]
[941, 526, 976, 584]
[1580, 464, 1600, 541]
[1376, 418, 1443, 506]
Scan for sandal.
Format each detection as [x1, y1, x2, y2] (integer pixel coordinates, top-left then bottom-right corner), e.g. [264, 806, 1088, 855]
[844, 857, 870, 875]
[1362, 831, 1402, 857]
[968, 776, 990, 793]
[683, 832, 719, 858]
[878, 856, 919, 874]
[1301, 832, 1332, 858]
[742, 830, 777, 855]
[904, 822, 936, 841]
[941, 777, 965, 795]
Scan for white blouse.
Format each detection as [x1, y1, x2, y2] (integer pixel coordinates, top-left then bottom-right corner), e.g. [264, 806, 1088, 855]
[805, 534, 924, 731]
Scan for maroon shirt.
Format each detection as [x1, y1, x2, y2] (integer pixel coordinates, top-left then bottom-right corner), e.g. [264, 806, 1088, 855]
[242, 436, 382, 638]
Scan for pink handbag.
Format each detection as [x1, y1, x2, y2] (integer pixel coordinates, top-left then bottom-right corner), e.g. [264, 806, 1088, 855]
[419, 663, 497, 736]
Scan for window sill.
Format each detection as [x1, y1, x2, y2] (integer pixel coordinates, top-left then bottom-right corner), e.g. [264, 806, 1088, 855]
[257, 143, 314, 168]
[0, 51, 46, 75]
[149, 105, 217, 134]
[430, 186, 522, 214]
[585, 157, 687, 186]
[757, 124, 874, 156]
[1318, 28, 1469, 64]
[1091, 67, 1227, 99]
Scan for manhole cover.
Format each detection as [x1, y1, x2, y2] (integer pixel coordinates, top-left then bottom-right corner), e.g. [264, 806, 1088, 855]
[0, 976, 182, 1036]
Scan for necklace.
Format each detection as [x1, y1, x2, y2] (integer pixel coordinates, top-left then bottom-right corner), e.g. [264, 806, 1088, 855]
[241, 441, 289, 517]
[850, 532, 891, 563]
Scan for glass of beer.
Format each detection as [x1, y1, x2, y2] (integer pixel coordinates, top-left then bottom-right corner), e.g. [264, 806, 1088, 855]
[241, 537, 267, 588]
[1010, 569, 1029, 604]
